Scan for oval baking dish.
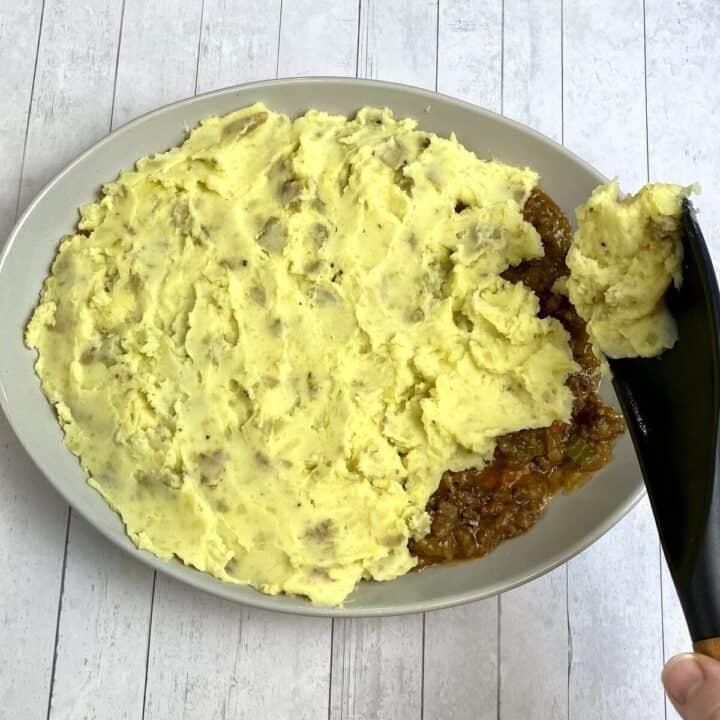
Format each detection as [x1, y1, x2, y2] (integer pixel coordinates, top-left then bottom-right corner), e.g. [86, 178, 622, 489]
[0, 78, 644, 617]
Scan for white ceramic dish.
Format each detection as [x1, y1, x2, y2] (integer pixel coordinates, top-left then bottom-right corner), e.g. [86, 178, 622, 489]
[0, 78, 643, 617]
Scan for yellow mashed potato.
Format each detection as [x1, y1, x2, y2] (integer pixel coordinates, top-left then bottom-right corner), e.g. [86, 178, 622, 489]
[567, 180, 694, 358]
[26, 103, 585, 605]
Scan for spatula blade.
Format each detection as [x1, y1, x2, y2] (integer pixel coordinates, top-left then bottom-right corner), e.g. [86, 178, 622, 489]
[608, 200, 720, 640]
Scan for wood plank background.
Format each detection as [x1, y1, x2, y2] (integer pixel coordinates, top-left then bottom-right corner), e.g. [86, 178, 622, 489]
[1, 1, 718, 718]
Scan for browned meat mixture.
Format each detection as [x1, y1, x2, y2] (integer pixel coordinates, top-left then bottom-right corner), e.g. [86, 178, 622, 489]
[410, 189, 625, 568]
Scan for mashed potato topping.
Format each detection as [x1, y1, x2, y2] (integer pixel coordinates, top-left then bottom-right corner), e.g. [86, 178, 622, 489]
[26, 103, 579, 604]
[567, 181, 694, 358]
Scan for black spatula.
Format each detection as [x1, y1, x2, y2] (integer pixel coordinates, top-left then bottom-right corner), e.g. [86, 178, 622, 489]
[608, 199, 720, 658]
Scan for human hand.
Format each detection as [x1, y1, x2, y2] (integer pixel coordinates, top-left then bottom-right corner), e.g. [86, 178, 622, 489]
[663, 653, 720, 719]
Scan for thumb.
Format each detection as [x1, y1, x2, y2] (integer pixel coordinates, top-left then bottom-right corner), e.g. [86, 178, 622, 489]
[663, 653, 720, 720]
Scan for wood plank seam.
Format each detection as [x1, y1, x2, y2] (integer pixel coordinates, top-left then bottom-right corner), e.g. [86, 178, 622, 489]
[497, 594, 502, 720]
[275, 0, 283, 78]
[141, 572, 157, 720]
[642, 0, 651, 188]
[641, 3, 669, 719]
[327, 619, 335, 720]
[434, 0, 440, 96]
[194, 0, 206, 94]
[354, 0, 362, 78]
[566, 565, 572, 720]
[108, 0, 127, 130]
[44, 507, 70, 720]
[499, 0, 504, 115]
[560, 0, 564, 147]
[421, 613, 426, 720]
[12, 0, 46, 221]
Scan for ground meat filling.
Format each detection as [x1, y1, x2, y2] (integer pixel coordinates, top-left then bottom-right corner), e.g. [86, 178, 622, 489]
[410, 189, 625, 568]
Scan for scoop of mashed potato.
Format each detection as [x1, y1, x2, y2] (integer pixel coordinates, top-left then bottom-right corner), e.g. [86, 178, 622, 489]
[26, 103, 579, 605]
[566, 180, 695, 358]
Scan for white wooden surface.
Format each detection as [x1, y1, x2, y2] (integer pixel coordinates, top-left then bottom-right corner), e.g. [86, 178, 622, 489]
[1, 1, 718, 718]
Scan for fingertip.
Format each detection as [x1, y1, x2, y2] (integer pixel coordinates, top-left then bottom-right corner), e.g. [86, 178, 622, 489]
[663, 653, 705, 706]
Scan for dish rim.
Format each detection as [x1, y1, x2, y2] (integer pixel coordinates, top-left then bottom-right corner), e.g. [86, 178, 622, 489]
[0, 76, 644, 617]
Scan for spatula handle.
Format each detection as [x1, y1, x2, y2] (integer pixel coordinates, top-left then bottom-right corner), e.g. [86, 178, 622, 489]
[693, 638, 720, 660]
